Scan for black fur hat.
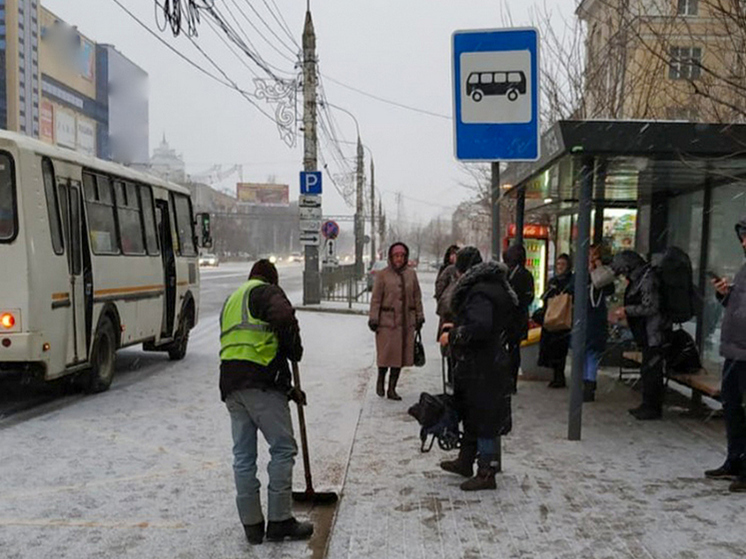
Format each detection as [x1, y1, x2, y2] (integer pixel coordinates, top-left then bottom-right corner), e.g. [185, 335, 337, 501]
[455, 246, 483, 273]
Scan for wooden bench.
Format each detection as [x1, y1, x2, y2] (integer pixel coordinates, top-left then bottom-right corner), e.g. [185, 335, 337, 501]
[620, 351, 721, 412]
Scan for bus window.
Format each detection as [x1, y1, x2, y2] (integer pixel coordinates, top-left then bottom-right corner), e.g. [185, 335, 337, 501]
[116, 181, 146, 255]
[495, 72, 507, 83]
[468, 73, 479, 85]
[0, 153, 17, 242]
[508, 71, 524, 84]
[42, 158, 64, 255]
[85, 173, 120, 255]
[172, 193, 196, 256]
[139, 186, 159, 255]
[480, 73, 493, 84]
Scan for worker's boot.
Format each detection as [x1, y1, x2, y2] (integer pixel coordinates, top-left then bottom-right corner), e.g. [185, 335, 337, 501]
[548, 366, 566, 388]
[266, 518, 314, 542]
[376, 368, 387, 398]
[387, 369, 402, 401]
[243, 521, 264, 545]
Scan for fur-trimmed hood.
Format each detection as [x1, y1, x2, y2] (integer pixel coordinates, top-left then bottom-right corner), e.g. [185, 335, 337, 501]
[451, 261, 519, 314]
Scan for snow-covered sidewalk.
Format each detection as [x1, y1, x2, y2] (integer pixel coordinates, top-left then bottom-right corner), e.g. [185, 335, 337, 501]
[327, 329, 743, 559]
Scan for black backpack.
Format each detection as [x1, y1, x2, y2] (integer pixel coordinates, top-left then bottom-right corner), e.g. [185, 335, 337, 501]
[652, 246, 697, 324]
[665, 329, 702, 374]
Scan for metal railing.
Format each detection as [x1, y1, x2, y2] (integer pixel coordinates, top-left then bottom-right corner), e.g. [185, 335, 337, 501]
[321, 264, 371, 307]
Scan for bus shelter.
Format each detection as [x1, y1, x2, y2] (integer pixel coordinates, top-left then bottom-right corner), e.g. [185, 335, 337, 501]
[500, 120, 746, 440]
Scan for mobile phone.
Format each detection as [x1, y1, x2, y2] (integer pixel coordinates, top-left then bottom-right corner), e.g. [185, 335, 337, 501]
[706, 270, 721, 281]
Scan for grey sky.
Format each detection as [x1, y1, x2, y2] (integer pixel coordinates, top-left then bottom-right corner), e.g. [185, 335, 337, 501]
[45, 0, 576, 224]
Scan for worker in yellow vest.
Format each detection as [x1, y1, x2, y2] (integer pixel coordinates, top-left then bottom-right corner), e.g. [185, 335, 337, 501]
[220, 259, 312, 545]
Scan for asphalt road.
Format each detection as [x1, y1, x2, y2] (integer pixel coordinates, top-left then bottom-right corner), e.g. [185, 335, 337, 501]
[0, 262, 304, 423]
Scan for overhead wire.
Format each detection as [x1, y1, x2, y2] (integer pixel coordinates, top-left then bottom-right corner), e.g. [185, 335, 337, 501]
[222, 0, 298, 67]
[236, 0, 299, 58]
[263, 0, 300, 49]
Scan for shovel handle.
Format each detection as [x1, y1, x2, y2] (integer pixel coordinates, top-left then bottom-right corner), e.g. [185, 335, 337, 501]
[292, 361, 314, 493]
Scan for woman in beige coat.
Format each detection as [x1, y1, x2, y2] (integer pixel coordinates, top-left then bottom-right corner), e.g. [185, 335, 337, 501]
[368, 242, 425, 400]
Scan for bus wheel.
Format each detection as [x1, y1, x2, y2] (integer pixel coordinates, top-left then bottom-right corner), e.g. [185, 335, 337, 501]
[507, 89, 519, 102]
[472, 90, 483, 102]
[84, 318, 117, 393]
[168, 309, 192, 361]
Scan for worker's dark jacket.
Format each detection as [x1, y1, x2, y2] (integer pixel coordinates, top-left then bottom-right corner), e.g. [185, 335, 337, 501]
[219, 283, 302, 401]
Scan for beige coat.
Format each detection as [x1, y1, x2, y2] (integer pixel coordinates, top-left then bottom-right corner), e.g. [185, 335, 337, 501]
[369, 265, 424, 368]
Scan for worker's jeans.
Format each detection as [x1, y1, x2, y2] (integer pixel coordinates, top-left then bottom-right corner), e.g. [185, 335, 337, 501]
[226, 388, 298, 525]
[722, 359, 746, 468]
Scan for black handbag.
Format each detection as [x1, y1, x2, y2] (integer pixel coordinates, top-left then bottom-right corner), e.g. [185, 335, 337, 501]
[414, 330, 426, 367]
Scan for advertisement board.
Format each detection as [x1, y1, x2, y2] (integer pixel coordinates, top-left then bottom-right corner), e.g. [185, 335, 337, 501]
[55, 109, 76, 149]
[40, 101, 55, 144]
[236, 183, 289, 206]
[76, 117, 96, 157]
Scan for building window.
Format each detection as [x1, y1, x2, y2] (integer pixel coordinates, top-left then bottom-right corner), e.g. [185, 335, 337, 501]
[669, 47, 702, 80]
[677, 0, 698, 15]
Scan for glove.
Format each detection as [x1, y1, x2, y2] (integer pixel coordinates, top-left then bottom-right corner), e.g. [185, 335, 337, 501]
[288, 387, 307, 406]
[439, 331, 450, 348]
[368, 320, 379, 333]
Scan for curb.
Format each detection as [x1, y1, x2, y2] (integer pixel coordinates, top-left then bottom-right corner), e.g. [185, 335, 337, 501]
[296, 306, 368, 316]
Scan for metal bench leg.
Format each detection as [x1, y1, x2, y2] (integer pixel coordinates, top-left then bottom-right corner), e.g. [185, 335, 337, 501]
[690, 390, 704, 415]
[495, 435, 502, 473]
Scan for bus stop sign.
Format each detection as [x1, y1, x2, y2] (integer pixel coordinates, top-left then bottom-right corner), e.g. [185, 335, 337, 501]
[452, 28, 540, 161]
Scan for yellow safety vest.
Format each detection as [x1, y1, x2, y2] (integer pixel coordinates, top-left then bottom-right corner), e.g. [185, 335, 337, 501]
[219, 279, 279, 365]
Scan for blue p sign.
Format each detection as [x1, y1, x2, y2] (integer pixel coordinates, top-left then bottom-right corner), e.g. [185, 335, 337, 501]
[300, 171, 323, 195]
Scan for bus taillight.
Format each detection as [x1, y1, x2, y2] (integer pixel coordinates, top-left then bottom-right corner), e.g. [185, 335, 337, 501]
[0, 313, 15, 329]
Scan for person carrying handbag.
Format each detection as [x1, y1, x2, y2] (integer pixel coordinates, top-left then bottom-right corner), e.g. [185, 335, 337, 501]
[368, 242, 425, 400]
[538, 254, 574, 388]
[584, 244, 616, 402]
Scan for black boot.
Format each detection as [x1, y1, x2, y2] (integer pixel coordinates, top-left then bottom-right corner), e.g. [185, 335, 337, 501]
[548, 366, 566, 388]
[583, 381, 596, 402]
[387, 368, 402, 401]
[243, 521, 264, 545]
[705, 460, 741, 480]
[376, 368, 387, 398]
[266, 518, 314, 542]
[628, 405, 662, 420]
[440, 441, 477, 478]
[460, 466, 497, 491]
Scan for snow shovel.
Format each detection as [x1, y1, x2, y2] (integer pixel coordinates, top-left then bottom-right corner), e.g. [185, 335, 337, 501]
[290, 361, 339, 504]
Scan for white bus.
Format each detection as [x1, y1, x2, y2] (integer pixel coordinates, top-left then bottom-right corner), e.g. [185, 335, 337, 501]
[0, 131, 202, 392]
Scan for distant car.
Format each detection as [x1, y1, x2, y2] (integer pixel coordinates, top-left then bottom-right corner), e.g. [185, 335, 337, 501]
[199, 253, 219, 267]
[268, 255, 278, 264]
[367, 260, 388, 291]
[290, 252, 303, 263]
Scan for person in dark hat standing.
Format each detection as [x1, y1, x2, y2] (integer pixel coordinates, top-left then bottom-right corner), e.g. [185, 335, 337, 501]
[219, 259, 313, 545]
[368, 242, 425, 400]
[503, 244, 534, 393]
[439, 247, 518, 491]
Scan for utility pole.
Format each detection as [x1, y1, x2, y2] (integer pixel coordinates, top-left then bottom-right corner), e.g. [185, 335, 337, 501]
[370, 158, 376, 264]
[378, 199, 384, 255]
[355, 136, 364, 277]
[302, 8, 320, 304]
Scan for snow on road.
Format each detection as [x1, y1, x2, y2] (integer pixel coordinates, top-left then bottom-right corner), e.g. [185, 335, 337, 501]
[0, 262, 378, 558]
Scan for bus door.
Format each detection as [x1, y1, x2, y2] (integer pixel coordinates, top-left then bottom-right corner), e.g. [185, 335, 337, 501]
[155, 199, 176, 338]
[58, 181, 88, 365]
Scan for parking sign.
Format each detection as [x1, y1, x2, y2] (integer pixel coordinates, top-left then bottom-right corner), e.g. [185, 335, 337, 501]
[300, 171, 323, 194]
[452, 28, 540, 161]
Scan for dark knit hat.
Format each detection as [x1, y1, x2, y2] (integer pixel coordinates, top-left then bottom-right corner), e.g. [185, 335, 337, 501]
[455, 246, 483, 273]
[503, 244, 527, 267]
[249, 259, 279, 285]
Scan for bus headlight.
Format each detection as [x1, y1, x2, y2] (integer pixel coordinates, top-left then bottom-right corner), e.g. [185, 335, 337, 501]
[1, 312, 15, 329]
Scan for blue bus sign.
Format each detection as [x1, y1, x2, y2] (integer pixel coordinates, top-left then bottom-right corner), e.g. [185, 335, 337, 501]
[300, 171, 323, 195]
[452, 28, 540, 162]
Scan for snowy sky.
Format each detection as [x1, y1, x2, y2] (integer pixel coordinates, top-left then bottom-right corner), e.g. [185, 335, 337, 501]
[44, 0, 577, 224]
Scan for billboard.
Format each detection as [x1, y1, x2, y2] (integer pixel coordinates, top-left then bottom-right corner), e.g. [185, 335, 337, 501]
[76, 117, 96, 156]
[237, 183, 289, 206]
[55, 109, 76, 149]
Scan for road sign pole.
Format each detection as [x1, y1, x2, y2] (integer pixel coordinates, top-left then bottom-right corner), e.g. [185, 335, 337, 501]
[491, 162, 500, 261]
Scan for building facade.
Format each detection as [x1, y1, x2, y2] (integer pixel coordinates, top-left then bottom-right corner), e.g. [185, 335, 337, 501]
[577, 0, 746, 122]
[0, 2, 149, 161]
[149, 135, 186, 183]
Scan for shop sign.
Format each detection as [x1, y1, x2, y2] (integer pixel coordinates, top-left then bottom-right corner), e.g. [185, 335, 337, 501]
[40, 101, 54, 143]
[55, 110, 76, 149]
[507, 223, 549, 238]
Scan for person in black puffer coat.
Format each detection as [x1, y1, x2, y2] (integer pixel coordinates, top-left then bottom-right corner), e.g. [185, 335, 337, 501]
[705, 216, 746, 492]
[438, 247, 519, 491]
[503, 244, 535, 394]
[611, 250, 671, 420]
